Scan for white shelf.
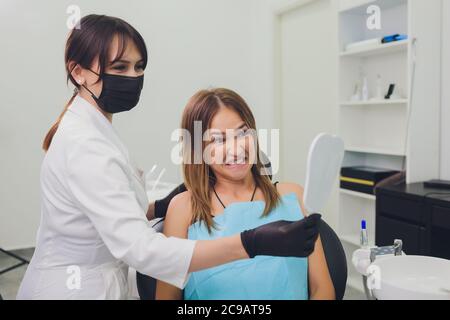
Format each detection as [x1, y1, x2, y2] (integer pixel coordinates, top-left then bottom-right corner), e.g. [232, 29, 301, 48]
[339, 0, 408, 14]
[337, 0, 443, 297]
[340, 40, 409, 58]
[338, 0, 411, 299]
[340, 99, 408, 107]
[340, 188, 376, 201]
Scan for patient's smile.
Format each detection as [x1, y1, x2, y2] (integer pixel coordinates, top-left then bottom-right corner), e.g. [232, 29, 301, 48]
[224, 163, 248, 170]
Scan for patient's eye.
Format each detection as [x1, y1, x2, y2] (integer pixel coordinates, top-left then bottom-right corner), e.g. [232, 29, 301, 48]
[211, 134, 225, 144]
[236, 129, 247, 138]
[235, 126, 251, 139]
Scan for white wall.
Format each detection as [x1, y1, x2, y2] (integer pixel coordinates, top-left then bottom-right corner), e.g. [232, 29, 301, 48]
[2, 0, 448, 249]
[0, 0, 267, 249]
[247, 0, 319, 135]
[276, 0, 339, 228]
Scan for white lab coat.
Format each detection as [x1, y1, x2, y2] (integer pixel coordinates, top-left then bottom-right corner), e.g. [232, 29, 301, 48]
[17, 95, 195, 300]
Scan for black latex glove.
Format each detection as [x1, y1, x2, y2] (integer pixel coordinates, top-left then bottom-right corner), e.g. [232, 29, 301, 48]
[240, 213, 322, 258]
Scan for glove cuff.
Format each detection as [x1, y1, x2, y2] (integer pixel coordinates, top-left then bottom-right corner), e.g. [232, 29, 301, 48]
[240, 230, 256, 259]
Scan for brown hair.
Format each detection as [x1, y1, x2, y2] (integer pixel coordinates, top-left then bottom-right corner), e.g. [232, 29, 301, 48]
[42, 14, 148, 151]
[181, 88, 280, 232]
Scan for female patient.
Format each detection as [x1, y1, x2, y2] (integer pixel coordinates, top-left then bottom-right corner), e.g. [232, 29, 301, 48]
[156, 88, 335, 300]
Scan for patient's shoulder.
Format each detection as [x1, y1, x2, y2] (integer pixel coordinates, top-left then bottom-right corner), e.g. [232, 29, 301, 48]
[276, 182, 304, 198]
[167, 190, 193, 219]
[169, 189, 192, 206]
[164, 191, 193, 237]
[276, 182, 308, 217]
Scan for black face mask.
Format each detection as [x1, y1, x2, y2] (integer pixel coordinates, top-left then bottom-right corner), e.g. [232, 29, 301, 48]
[82, 70, 144, 114]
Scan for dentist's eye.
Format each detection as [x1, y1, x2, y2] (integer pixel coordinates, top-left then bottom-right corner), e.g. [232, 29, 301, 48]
[112, 64, 127, 71]
[135, 64, 145, 72]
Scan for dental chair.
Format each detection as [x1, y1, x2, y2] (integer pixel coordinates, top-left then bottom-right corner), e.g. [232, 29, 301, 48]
[137, 133, 347, 300]
[136, 217, 347, 300]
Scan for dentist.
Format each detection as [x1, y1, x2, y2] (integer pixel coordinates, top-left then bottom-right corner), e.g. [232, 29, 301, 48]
[17, 14, 321, 300]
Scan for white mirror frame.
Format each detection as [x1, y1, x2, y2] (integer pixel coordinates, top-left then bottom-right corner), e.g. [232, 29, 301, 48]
[303, 133, 345, 213]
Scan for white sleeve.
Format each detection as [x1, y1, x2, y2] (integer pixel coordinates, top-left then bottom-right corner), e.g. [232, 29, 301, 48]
[66, 136, 195, 289]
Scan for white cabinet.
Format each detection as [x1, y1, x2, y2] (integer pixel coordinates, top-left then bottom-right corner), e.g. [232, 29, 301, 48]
[336, 0, 441, 292]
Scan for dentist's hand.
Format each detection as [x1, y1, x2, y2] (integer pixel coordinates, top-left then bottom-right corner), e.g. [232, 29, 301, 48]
[240, 213, 322, 258]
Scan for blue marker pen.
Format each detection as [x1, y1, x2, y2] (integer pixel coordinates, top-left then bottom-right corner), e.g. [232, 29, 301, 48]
[360, 220, 369, 248]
